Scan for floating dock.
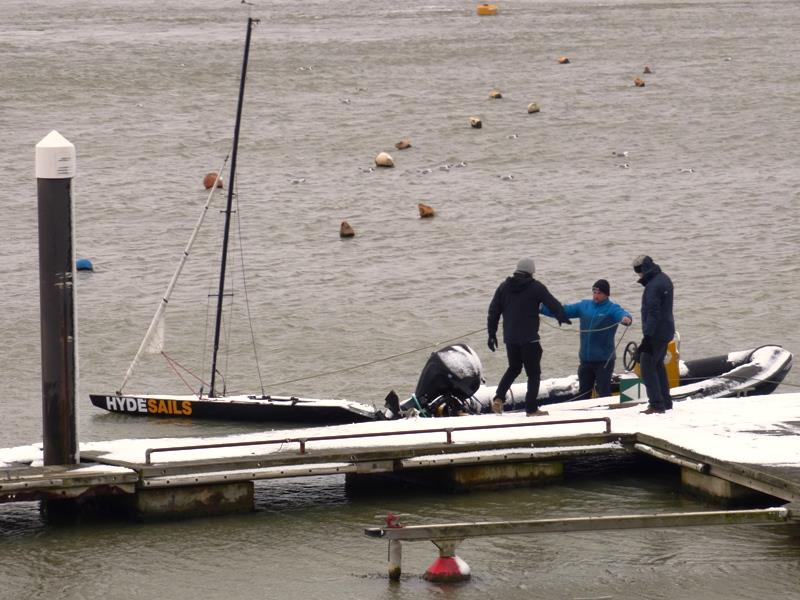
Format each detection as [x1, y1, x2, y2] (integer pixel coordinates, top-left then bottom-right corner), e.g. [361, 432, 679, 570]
[1, 394, 799, 521]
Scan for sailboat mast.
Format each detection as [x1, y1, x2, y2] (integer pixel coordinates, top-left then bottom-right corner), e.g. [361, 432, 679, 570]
[210, 16, 257, 398]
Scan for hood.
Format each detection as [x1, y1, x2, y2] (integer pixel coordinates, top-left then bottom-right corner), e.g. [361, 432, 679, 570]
[638, 258, 662, 285]
[506, 272, 534, 292]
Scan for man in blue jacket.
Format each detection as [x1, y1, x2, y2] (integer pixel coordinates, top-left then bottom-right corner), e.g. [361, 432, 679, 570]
[541, 279, 632, 400]
[633, 255, 675, 414]
[487, 257, 571, 417]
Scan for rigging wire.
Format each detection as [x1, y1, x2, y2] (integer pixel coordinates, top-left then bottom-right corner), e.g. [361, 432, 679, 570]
[234, 184, 267, 396]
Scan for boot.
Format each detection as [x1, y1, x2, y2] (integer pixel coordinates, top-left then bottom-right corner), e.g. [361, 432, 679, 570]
[492, 397, 504, 414]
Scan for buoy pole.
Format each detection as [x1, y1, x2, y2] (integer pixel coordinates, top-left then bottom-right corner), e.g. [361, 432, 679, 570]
[388, 540, 402, 581]
[35, 130, 79, 466]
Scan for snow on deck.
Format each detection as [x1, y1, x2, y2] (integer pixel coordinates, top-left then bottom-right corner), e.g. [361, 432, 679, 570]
[1, 393, 799, 469]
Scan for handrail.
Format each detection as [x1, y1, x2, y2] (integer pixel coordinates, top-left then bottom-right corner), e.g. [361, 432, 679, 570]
[144, 416, 611, 465]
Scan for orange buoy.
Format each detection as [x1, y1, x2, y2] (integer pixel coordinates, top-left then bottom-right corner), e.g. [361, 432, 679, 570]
[418, 203, 435, 218]
[558, 56, 571, 64]
[340, 221, 355, 238]
[203, 172, 224, 190]
[489, 89, 502, 99]
[634, 77, 645, 87]
[395, 139, 411, 150]
[477, 4, 498, 16]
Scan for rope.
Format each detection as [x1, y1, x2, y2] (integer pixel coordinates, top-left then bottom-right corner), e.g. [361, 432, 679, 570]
[265, 327, 487, 387]
[161, 351, 208, 395]
[541, 319, 625, 333]
[604, 324, 630, 369]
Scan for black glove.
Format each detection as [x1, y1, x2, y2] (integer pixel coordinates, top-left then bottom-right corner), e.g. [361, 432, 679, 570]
[638, 336, 652, 354]
[558, 316, 572, 326]
[488, 334, 498, 352]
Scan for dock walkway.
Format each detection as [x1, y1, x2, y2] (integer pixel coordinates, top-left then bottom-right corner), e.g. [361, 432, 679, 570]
[1, 394, 799, 515]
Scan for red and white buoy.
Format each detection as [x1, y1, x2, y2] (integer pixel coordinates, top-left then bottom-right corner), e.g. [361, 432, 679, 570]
[423, 555, 471, 583]
[423, 540, 470, 583]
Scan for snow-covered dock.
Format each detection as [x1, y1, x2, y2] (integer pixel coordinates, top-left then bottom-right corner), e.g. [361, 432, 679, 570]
[1, 394, 799, 519]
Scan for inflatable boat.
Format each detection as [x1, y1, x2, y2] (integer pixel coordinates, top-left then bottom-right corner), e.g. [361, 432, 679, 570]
[89, 342, 792, 424]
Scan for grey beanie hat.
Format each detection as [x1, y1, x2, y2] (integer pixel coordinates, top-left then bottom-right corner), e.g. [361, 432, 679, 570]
[516, 257, 535, 275]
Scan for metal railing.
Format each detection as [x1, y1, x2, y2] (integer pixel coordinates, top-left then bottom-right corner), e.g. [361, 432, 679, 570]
[144, 416, 612, 464]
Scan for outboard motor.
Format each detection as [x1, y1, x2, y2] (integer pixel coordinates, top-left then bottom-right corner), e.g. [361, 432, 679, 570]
[410, 344, 483, 416]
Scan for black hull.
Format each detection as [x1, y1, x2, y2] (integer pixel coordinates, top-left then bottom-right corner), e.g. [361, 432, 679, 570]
[89, 394, 376, 424]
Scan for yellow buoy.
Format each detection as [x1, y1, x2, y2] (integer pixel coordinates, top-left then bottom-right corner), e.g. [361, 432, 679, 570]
[477, 4, 498, 15]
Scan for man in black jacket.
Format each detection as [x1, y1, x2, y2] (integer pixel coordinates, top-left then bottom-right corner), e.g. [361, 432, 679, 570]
[487, 257, 571, 416]
[633, 255, 675, 414]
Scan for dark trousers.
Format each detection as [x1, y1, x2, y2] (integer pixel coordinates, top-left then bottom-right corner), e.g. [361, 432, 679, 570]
[577, 359, 615, 400]
[496, 341, 543, 413]
[640, 339, 672, 410]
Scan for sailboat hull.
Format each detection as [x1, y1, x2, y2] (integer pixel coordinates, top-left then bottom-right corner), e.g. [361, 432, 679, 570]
[88, 393, 378, 423]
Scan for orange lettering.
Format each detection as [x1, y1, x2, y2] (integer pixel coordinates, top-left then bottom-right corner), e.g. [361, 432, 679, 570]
[148, 399, 157, 413]
[181, 401, 193, 416]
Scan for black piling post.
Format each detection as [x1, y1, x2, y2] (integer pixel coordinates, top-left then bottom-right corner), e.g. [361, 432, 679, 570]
[35, 130, 79, 467]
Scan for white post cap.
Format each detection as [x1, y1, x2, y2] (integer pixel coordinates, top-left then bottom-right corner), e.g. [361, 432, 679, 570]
[35, 130, 76, 179]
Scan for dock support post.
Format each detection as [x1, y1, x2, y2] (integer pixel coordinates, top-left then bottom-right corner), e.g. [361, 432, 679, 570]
[131, 482, 254, 520]
[423, 539, 470, 583]
[35, 130, 79, 468]
[681, 467, 769, 505]
[388, 540, 402, 581]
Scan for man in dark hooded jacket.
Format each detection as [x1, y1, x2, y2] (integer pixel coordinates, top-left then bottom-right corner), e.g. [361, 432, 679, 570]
[487, 257, 571, 416]
[633, 255, 675, 414]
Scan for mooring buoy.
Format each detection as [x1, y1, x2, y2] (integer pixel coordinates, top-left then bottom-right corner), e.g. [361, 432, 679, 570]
[203, 171, 224, 190]
[375, 152, 395, 167]
[418, 203, 435, 218]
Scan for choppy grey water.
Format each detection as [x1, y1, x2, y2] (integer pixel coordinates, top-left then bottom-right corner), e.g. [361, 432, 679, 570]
[2, 0, 799, 598]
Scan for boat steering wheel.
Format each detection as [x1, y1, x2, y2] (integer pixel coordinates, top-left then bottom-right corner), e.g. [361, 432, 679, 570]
[623, 341, 639, 371]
